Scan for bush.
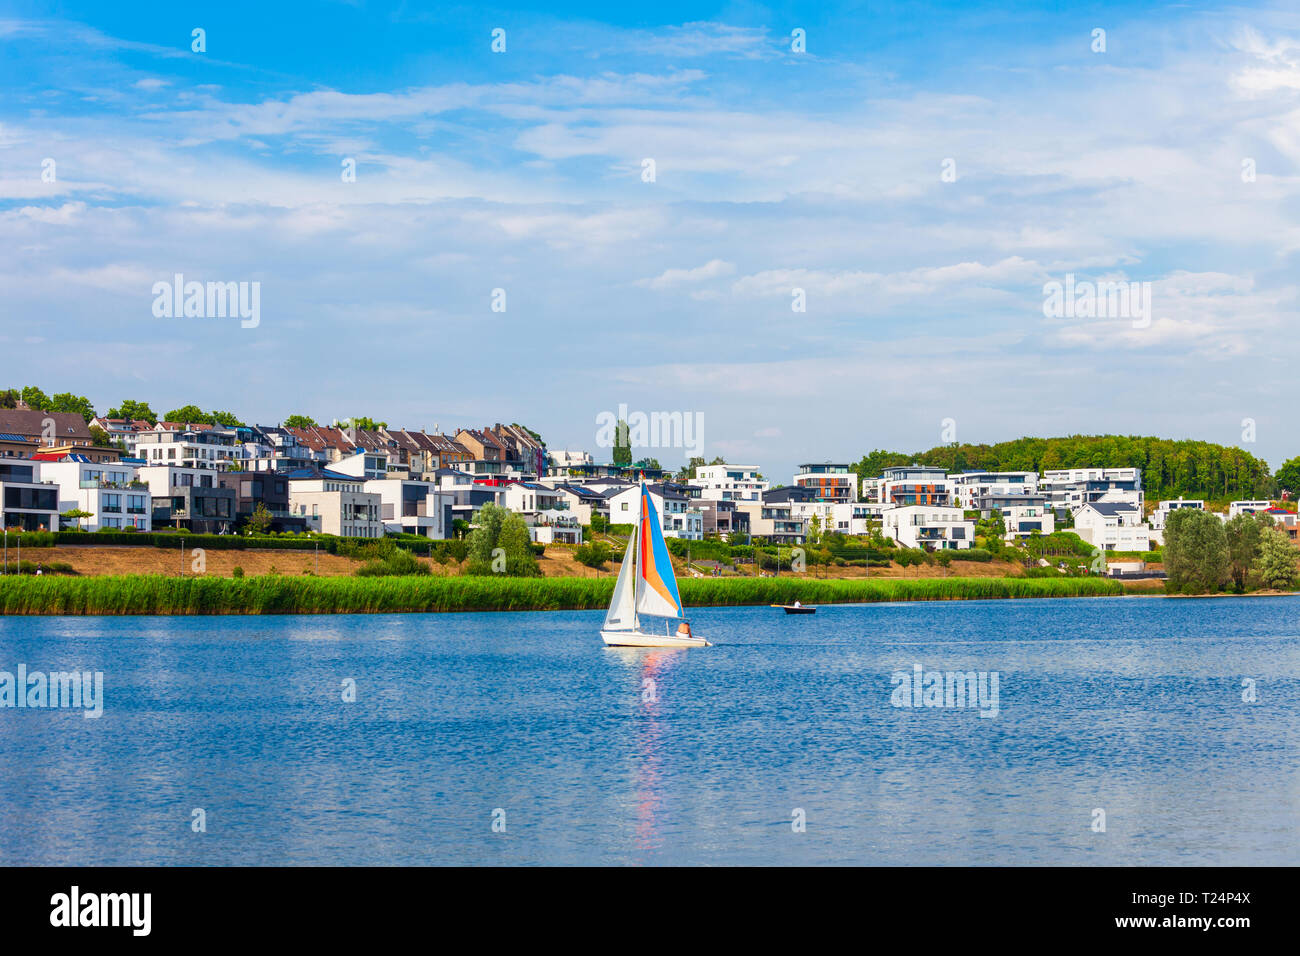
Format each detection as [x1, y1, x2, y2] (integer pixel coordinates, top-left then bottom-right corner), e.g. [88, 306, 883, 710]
[232, 566, 245, 578]
[952, 548, 993, 563]
[7, 530, 55, 548]
[575, 542, 612, 569]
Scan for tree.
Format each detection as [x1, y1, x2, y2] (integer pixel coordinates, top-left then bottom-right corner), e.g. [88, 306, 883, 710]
[1256, 528, 1297, 591]
[1224, 514, 1266, 592]
[164, 405, 213, 425]
[340, 416, 386, 432]
[49, 392, 96, 423]
[465, 503, 540, 576]
[807, 514, 821, 545]
[107, 399, 156, 422]
[675, 456, 705, 482]
[1275, 456, 1300, 498]
[0, 388, 18, 409]
[88, 425, 114, 448]
[21, 386, 51, 410]
[210, 410, 244, 427]
[283, 414, 318, 428]
[61, 508, 93, 531]
[246, 502, 273, 535]
[1164, 508, 1229, 594]
[612, 419, 632, 467]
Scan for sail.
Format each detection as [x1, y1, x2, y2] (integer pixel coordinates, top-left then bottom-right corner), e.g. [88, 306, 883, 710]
[604, 523, 638, 631]
[635, 483, 685, 619]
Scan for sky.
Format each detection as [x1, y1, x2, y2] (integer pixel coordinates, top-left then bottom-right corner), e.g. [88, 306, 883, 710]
[2, 1, 1299, 481]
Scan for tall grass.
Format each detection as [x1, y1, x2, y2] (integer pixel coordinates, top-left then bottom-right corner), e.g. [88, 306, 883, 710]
[0, 573, 1123, 615]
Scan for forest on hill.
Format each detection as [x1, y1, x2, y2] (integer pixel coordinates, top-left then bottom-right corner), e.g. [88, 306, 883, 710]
[852, 435, 1280, 501]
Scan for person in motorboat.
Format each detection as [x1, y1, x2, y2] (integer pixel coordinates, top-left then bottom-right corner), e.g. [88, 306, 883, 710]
[793, 600, 801, 608]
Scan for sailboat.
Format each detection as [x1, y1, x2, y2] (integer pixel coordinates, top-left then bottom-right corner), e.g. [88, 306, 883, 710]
[600, 481, 711, 648]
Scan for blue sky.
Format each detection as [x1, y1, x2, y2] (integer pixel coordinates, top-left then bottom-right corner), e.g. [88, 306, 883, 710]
[2, 0, 1299, 480]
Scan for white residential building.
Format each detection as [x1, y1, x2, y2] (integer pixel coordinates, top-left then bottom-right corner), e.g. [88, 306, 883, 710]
[689, 464, 769, 502]
[1070, 502, 1150, 551]
[364, 478, 450, 539]
[1228, 500, 1272, 518]
[972, 492, 1054, 542]
[1040, 467, 1144, 514]
[547, 450, 594, 474]
[606, 483, 703, 539]
[949, 471, 1038, 510]
[734, 496, 805, 544]
[329, 450, 390, 481]
[137, 464, 238, 532]
[1150, 498, 1205, 531]
[502, 481, 580, 544]
[135, 425, 237, 471]
[879, 465, 954, 508]
[0, 459, 60, 531]
[288, 472, 383, 538]
[880, 505, 974, 550]
[793, 463, 857, 503]
[40, 459, 152, 531]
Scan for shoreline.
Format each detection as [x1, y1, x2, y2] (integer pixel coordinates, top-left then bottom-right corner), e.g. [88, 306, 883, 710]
[0, 574, 1125, 615]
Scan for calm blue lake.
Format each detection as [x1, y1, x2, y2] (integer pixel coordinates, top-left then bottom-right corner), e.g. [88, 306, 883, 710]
[1, 596, 1297, 865]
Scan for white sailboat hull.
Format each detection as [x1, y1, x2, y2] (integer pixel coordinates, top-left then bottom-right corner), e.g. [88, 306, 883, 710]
[600, 628, 712, 648]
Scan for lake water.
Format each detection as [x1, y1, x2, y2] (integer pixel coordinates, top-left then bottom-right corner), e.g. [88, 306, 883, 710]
[1, 596, 1297, 865]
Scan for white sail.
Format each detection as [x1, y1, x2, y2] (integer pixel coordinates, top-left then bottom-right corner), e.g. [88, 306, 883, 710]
[603, 524, 638, 631]
[634, 485, 685, 620]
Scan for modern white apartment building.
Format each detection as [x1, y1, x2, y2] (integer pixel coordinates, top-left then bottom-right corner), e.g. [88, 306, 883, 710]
[137, 464, 237, 532]
[1070, 502, 1150, 551]
[1040, 467, 1144, 514]
[288, 471, 383, 538]
[690, 464, 769, 502]
[949, 471, 1038, 510]
[606, 483, 703, 539]
[363, 478, 450, 539]
[40, 459, 152, 531]
[501, 480, 580, 544]
[970, 492, 1054, 541]
[330, 450, 391, 482]
[879, 465, 953, 508]
[793, 463, 857, 503]
[135, 425, 237, 471]
[880, 505, 974, 550]
[1228, 500, 1272, 518]
[0, 459, 59, 531]
[734, 496, 805, 545]
[1150, 498, 1205, 531]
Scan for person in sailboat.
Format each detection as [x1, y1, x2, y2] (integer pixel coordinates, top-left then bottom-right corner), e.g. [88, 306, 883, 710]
[677, 620, 693, 639]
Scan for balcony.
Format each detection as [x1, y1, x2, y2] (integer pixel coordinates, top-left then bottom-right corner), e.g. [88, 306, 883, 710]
[80, 479, 148, 490]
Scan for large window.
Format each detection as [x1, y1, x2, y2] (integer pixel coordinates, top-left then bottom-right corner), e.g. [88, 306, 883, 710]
[4, 487, 57, 510]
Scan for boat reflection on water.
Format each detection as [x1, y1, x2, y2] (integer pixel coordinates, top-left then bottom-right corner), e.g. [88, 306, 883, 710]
[607, 647, 687, 855]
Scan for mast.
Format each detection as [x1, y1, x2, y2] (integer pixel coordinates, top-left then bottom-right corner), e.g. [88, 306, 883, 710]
[631, 501, 641, 631]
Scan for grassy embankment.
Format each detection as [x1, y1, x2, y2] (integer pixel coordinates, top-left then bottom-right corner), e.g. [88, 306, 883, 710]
[0, 573, 1123, 615]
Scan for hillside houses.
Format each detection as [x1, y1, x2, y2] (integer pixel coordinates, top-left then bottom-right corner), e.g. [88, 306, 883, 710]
[2, 400, 1291, 557]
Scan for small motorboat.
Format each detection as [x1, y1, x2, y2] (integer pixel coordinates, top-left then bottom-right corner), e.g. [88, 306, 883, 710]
[772, 603, 816, 614]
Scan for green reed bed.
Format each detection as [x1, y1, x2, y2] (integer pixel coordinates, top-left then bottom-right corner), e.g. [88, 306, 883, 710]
[0, 573, 1123, 615]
